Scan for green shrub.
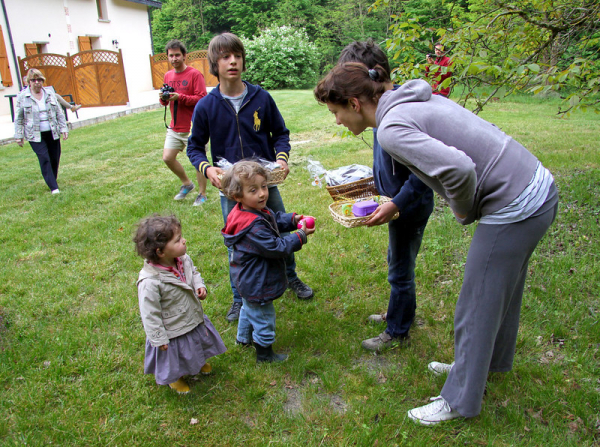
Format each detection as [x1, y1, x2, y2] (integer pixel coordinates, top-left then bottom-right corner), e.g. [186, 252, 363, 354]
[245, 26, 319, 89]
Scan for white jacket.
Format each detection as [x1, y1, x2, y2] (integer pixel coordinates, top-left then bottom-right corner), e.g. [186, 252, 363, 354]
[14, 87, 68, 142]
[137, 255, 206, 347]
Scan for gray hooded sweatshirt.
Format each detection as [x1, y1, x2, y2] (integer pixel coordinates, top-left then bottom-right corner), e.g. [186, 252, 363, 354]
[376, 79, 539, 225]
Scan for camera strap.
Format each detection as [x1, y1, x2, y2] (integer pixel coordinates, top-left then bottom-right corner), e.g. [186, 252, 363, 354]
[164, 101, 178, 129]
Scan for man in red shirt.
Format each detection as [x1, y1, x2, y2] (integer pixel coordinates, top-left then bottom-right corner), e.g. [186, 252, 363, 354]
[160, 40, 208, 205]
[426, 44, 452, 98]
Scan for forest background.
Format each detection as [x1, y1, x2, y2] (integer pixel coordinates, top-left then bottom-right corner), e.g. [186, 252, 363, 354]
[150, 0, 600, 116]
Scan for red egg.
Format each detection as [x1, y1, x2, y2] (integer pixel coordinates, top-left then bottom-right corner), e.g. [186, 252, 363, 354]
[298, 216, 315, 229]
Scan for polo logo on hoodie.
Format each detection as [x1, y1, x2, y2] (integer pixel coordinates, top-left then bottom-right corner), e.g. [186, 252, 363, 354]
[253, 108, 261, 132]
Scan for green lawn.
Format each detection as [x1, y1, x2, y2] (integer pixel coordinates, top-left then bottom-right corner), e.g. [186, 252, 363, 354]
[0, 90, 599, 445]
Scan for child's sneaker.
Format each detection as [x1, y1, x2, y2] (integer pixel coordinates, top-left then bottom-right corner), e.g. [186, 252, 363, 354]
[174, 183, 195, 200]
[428, 361, 454, 376]
[168, 378, 190, 394]
[200, 363, 212, 375]
[407, 396, 461, 425]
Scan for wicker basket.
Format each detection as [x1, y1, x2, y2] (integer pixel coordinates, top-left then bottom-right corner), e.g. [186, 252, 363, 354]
[267, 168, 286, 185]
[329, 196, 398, 228]
[217, 168, 286, 186]
[326, 176, 378, 201]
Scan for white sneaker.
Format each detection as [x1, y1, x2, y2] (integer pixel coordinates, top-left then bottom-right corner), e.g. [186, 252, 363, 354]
[407, 396, 461, 426]
[428, 361, 454, 376]
[51, 189, 60, 195]
[367, 312, 387, 323]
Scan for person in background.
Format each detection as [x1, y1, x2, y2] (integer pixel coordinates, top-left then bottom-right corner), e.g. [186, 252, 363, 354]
[426, 43, 452, 97]
[337, 40, 434, 352]
[14, 69, 68, 194]
[187, 32, 314, 323]
[21, 75, 82, 113]
[314, 62, 558, 425]
[160, 39, 208, 206]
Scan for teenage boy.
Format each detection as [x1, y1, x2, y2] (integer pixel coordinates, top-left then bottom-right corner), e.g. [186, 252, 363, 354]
[187, 33, 314, 322]
[338, 40, 434, 351]
[160, 39, 208, 205]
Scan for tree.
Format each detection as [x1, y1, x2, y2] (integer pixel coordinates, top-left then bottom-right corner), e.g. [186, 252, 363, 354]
[244, 26, 320, 89]
[374, 0, 600, 115]
[152, 0, 395, 74]
[151, 0, 232, 53]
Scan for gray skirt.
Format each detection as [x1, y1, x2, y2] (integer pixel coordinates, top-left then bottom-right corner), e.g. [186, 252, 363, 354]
[144, 315, 227, 385]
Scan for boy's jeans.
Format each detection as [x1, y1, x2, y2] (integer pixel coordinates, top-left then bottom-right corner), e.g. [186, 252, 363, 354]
[385, 206, 432, 338]
[220, 186, 297, 303]
[237, 299, 276, 347]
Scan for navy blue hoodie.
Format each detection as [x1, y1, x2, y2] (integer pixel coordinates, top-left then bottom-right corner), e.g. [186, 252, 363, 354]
[222, 203, 304, 304]
[187, 81, 291, 177]
[373, 85, 434, 223]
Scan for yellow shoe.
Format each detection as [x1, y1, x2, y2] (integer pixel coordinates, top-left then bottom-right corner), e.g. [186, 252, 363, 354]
[200, 363, 212, 375]
[168, 378, 190, 394]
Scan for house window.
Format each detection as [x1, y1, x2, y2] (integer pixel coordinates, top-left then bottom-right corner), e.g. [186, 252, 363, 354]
[96, 0, 109, 21]
[25, 42, 48, 56]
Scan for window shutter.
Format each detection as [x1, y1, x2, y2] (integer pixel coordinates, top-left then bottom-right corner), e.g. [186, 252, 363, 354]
[0, 25, 13, 87]
[78, 36, 92, 52]
[24, 43, 38, 56]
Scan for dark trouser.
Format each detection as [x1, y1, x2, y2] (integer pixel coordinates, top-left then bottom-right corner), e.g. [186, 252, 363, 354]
[220, 186, 297, 304]
[30, 131, 61, 191]
[385, 206, 432, 338]
[441, 186, 558, 418]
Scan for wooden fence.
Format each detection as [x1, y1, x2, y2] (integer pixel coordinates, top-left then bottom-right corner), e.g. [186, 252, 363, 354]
[150, 50, 218, 89]
[18, 49, 129, 107]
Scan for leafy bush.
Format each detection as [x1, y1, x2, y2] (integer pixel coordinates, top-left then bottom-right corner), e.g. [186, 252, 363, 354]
[244, 26, 320, 89]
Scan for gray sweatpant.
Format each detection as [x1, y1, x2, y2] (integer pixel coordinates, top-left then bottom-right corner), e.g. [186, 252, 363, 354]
[441, 188, 558, 418]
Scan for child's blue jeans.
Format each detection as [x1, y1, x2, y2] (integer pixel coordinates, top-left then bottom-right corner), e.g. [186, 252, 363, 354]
[237, 299, 276, 347]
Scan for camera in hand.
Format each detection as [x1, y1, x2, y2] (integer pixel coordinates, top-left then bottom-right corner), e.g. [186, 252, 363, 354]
[160, 83, 175, 101]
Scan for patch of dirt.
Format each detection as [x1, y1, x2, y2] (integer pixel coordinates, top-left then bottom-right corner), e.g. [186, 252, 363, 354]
[354, 354, 393, 372]
[0, 309, 7, 351]
[324, 393, 347, 414]
[242, 413, 257, 428]
[284, 387, 303, 416]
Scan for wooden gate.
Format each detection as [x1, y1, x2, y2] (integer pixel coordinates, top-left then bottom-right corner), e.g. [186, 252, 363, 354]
[18, 49, 129, 107]
[150, 49, 218, 89]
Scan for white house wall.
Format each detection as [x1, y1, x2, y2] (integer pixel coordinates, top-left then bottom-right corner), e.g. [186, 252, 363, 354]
[0, 0, 156, 116]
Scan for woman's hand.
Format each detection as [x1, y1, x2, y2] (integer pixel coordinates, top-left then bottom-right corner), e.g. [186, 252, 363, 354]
[197, 287, 207, 300]
[159, 344, 168, 351]
[16, 138, 24, 147]
[365, 201, 399, 226]
[62, 132, 68, 141]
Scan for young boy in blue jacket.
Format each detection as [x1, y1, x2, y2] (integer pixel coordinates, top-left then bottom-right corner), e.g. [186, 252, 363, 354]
[187, 33, 314, 323]
[221, 161, 315, 362]
[338, 40, 435, 351]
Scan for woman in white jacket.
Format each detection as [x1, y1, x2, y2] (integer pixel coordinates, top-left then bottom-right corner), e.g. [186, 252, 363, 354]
[14, 69, 69, 194]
